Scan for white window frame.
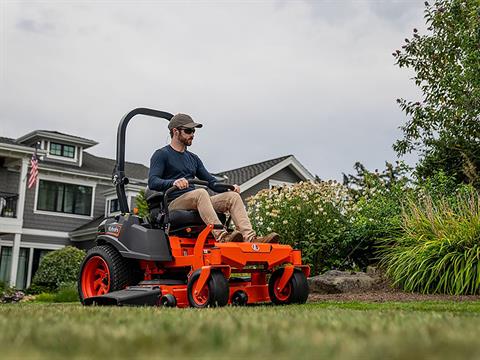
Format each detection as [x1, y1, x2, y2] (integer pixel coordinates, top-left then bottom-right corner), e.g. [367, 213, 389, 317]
[34, 174, 96, 219]
[105, 195, 121, 217]
[46, 141, 78, 163]
[269, 179, 294, 189]
[104, 191, 139, 217]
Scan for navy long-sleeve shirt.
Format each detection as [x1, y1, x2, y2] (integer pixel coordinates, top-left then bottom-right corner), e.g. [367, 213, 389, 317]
[148, 145, 217, 200]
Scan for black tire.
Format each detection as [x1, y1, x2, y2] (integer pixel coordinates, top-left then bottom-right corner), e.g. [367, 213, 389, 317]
[268, 268, 309, 305]
[187, 269, 229, 308]
[78, 245, 133, 305]
[231, 291, 248, 306]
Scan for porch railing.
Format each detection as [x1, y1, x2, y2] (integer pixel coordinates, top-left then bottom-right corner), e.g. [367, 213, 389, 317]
[0, 192, 18, 218]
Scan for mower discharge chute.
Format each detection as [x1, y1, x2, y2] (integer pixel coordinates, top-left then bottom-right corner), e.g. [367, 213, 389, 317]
[78, 108, 310, 307]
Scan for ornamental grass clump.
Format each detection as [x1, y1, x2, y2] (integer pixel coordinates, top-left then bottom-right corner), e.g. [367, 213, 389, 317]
[247, 181, 355, 274]
[379, 186, 480, 295]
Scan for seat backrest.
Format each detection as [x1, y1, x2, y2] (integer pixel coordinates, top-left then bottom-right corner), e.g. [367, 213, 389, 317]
[145, 187, 165, 211]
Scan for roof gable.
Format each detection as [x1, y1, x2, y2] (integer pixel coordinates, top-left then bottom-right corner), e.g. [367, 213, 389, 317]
[215, 155, 291, 185]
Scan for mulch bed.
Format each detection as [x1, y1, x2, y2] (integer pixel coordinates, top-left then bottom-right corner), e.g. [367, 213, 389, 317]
[308, 272, 480, 302]
[308, 291, 480, 302]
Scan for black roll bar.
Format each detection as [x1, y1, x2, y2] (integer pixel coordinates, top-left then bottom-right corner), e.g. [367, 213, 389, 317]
[113, 108, 174, 213]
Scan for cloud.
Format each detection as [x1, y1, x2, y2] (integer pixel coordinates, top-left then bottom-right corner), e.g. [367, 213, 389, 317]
[0, 0, 426, 180]
[16, 18, 55, 34]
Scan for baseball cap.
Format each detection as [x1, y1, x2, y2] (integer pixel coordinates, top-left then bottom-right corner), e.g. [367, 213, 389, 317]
[168, 113, 203, 130]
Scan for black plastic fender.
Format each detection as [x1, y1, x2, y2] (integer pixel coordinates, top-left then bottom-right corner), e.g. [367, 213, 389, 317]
[96, 227, 173, 262]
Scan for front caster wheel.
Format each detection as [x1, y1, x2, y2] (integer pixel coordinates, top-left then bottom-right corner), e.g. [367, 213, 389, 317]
[268, 268, 309, 305]
[187, 269, 229, 308]
[231, 290, 248, 306]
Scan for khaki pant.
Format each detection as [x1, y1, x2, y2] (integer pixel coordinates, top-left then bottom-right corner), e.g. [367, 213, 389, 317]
[168, 189, 256, 241]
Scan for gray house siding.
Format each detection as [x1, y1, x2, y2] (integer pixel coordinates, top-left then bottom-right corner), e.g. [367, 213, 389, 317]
[0, 234, 15, 241]
[242, 180, 269, 202]
[241, 167, 302, 202]
[0, 168, 20, 194]
[94, 184, 112, 218]
[21, 234, 70, 246]
[270, 167, 299, 183]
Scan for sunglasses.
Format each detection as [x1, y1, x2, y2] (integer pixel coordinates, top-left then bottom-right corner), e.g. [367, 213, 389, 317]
[178, 127, 195, 135]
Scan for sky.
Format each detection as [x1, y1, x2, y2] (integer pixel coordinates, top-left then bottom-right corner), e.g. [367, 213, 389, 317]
[0, 0, 426, 180]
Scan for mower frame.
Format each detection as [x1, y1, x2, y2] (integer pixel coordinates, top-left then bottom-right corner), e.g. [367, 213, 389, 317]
[79, 108, 310, 307]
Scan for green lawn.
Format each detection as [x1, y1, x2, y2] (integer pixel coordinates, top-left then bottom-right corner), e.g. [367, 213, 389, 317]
[1, 301, 480, 360]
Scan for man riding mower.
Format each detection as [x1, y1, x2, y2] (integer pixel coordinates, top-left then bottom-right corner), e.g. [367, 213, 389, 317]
[78, 108, 310, 307]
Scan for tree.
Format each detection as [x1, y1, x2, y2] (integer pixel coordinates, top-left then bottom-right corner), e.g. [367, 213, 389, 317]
[135, 189, 149, 218]
[393, 0, 480, 185]
[342, 161, 411, 197]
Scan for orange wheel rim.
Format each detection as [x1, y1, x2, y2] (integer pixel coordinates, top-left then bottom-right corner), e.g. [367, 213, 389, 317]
[192, 279, 209, 305]
[273, 277, 292, 301]
[81, 256, 110, 298]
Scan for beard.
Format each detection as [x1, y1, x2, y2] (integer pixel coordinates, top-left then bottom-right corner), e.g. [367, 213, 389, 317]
[179, 134, 193, 147]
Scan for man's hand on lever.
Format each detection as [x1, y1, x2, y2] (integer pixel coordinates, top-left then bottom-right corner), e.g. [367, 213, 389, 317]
[173, 178, 189, 189]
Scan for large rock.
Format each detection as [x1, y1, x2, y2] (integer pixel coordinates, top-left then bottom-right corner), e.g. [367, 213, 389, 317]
[308, 270, 376, 294]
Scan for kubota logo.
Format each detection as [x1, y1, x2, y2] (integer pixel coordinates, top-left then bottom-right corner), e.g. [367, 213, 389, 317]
[107, 224, 121, 236]
[252, 244, 260, 251]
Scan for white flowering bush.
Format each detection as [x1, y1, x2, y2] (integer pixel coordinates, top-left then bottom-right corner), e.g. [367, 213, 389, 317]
[247, 181, 356, 274]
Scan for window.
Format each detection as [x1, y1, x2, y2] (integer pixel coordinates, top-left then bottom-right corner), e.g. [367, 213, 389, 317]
[15, 248, 30, 290]
[37, 180, 93, 216]
[49, 142, 75, 159]
[109, 198, 120, 214]
[0, 247, 12, 284]
[269, 180, 294, 189]
[31, 249, 52, 281]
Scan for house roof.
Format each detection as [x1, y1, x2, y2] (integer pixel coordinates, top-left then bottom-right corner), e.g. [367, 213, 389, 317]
[215, 155, 292, 185]
[16, 130, 98, 148]
[0, 137, 17, 145]
[42, 152, 149, 181]
[73, 215, 105, 233]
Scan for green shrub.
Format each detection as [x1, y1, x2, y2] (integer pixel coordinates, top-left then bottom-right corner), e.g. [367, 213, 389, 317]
[34, 293, 57, 303]
[346, 184, 406, 268]
[343, 161, 411, 268]
[31, 246, 85, 292]
[379, 186, 480, 295]
[247, 181, 355, 274]
[55, 282, 79, 302]
[34, 283, 79, 303]
[25, 283, 50, 295]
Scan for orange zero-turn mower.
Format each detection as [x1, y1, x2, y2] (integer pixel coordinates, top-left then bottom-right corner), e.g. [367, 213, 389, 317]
[78, 108, 310, 307]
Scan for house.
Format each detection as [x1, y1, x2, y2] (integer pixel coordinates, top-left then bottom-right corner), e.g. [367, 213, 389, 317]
[0, 130, 315, 289]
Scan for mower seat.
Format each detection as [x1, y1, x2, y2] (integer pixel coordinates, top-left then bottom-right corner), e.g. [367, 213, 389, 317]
[145, 187, 226, 231]
[170, 210, 226, 230]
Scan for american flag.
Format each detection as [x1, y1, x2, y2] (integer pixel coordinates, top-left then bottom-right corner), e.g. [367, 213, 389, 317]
[28, 152, 39, 189]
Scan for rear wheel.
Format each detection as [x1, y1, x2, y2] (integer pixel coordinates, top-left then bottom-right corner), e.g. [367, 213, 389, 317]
[268, 268, 309, 305]
[187, 269, 229, 308]
[78, 245, 133, 305]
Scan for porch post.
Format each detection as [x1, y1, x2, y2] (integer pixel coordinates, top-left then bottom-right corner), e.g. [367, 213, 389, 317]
[9, 233, 21, 287]
[9, 157, 28, 287]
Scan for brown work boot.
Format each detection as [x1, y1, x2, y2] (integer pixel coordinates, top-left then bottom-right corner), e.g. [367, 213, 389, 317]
[216, 230, 244, 243]
[251, 232, 280, 243]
